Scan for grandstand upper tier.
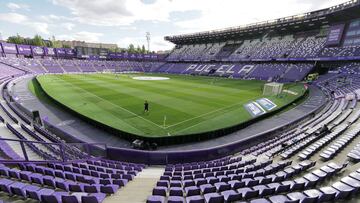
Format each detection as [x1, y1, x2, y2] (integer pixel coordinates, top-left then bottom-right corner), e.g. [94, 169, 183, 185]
[165, 0, 360, 62]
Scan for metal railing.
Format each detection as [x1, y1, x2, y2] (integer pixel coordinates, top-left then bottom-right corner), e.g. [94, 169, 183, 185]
[0, 137, 106, 163]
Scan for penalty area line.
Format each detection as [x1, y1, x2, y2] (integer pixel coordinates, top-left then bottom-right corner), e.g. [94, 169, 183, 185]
[164, 101, 245, 129]
[56, 77, 166, 130]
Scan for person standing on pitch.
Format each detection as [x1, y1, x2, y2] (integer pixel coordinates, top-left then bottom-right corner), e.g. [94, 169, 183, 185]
[144, 100, 149, 113]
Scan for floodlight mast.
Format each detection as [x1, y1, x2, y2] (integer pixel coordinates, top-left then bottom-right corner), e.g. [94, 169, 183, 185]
[146, 32, 151, 52]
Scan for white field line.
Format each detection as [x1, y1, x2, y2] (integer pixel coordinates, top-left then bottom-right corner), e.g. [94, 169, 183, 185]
[95, 74, 239, 131]
[56, 76, 166, 130]
[54, 74, 247, 134]
[165, 101, 244, 129]
[172, 103, 242, 134]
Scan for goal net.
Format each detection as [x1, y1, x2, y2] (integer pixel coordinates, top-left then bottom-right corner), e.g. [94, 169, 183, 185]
[102, 69, 116, 74]
[263, 82, 283, 96]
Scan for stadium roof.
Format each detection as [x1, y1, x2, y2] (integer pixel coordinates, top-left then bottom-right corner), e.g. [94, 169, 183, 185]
[165, 0, 360, 44]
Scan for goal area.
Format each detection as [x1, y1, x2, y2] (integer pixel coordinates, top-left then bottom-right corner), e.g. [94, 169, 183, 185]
[263, 82, 284, 96]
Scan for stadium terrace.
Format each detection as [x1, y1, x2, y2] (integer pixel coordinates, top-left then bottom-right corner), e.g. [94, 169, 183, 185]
[0, 0, 360, 203]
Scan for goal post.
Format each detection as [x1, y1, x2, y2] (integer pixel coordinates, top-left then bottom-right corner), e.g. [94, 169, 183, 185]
[263, 82, 284, 96]
[102, 69, 116, 74]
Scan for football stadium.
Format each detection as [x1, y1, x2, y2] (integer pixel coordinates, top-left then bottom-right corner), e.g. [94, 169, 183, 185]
[2, 0, 360, 202]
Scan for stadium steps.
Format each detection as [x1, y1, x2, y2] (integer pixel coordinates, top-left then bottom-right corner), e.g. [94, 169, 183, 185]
[103, 166, 164, 203]
[36, 59, 49, 73]
[11, 124, 58, 159]
[1, 98, 58, 147]
[294, 103, 359, 161]
[0, 124, 41, 160]
[73, 62, 83, 73]
[280, 65, 293, 79]
[55, 60, 67, 73]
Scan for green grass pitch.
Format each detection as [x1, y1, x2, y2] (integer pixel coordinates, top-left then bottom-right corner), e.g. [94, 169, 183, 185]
[31, 73, 305, 138]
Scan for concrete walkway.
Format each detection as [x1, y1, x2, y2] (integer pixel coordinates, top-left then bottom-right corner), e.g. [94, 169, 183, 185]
[104, 167, 164, 203]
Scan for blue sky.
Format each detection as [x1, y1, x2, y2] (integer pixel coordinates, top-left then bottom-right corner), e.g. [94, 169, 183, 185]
[0, 0, 349, 51]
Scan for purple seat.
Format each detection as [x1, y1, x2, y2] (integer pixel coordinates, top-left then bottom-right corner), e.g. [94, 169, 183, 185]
[200, 184, 216, 194]
[319, 187, 336, 202]
[65, 172, 76, 181]
[341, 176, 360, 191]
[287, 192, 316, 203]
[44, 168, 55, 176]
[170, 180, 182, 187]
[294, 178, 310, 189]
[55, 170, 65, 179]
[41, 191, 68, 203]
[100, 179, 112, 185]
[303, 189, 322, 202]
[62, 192, 87, 203]
[251, 198, 271, 203]
[332, 182, 355, 199]
[311, 170, 327, 181]
[156, 180, 169, 187]
[206, 177, 219, 184]
[253, 185, 275, 197]
[84, 184, 101, 193]
[214, 182, 231, 192]
[100, 184, 119, 194]
[56, 179, 73, 191]
[218, 175, 230, 182]
[24, 185, 41, 200]
[168, 196, 185, 203]
[147, 195, 165, 203]
[195, 178, 207, 186]
[152, 186, 167, 196]
[43, 176, 56, 188]
[303, 174, 319, 188]
[228, 180, 245, 189]
[185, 186, 201, 196]
[204, 192, 224, 203]
[237, 187, 259, 200]
[221, 190, 241, 202]
[19, 171, 32, 181]
[113, 179, 127, 187]
[82, 193, 106, 203]
[8, 169, 20, 179]
[186, 195, 205, 203]
[69, 183, 86, 192]
[169, 187, 183, 196]
[255, 177, 270, 185]
[282, 180, 303, 191]
[268, 183, 290, 193]
[349, 172, 360, 181]
[30, 173, 44, 185]
[0, 178, 14, 193]
[183, 180, 195, 187]
[269, 194, 298, 203]
[243, 178, 260, 187]
[9, 182, 27, 197]
[160, 175, 170, 181]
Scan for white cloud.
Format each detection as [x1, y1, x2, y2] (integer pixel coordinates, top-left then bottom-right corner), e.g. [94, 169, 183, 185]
[117, 35, 173, 51]
[29, 22, 50, 35]
[172, 0, 350, 33]
[0, 12, 49, 35]
[49, 0, 349, 51]
[0, 12, 28, 23]
[52, 0, 199, 26]
[61, 22, 75, 31]
[6, 2, 29, 11]
[52, 0, 349, 29]
[57, 31, 104, 42]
